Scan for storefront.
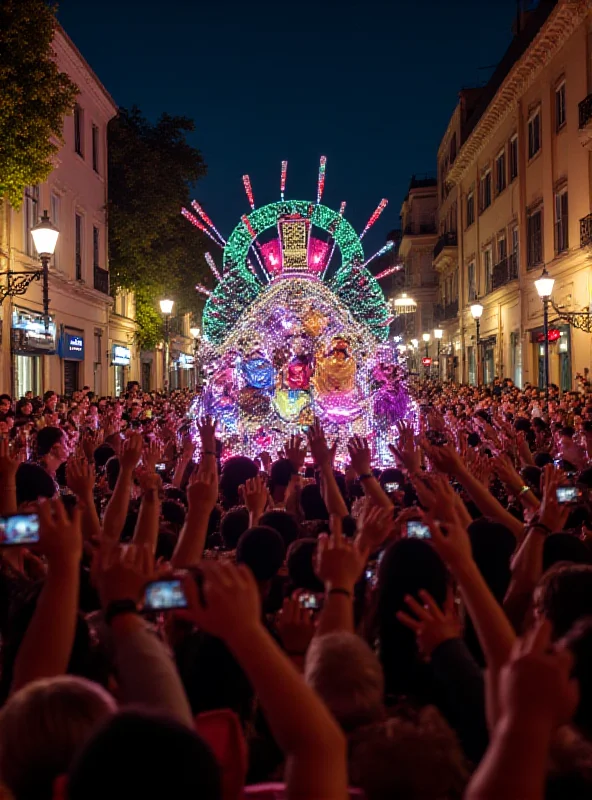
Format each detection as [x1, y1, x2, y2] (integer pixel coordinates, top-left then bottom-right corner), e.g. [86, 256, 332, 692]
[58, 330, 84, 396]
[170, 352, 195, 389]
[531, 324, 572, 392]
[480, 336, 497, 385]
[11, 308, 56, 398]
[111, 345, 131, 396]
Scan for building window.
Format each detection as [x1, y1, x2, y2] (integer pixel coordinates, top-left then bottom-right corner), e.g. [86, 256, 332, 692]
[509, 135, 518, 181]
[555, 190, 568, 253]
[93, 226, 100, 267]
[480, 169, 492, 212]
[495, 149, 506, 195]
[23, 185, 39, 257]
[497, 234, 507, 263]
[527, 208, 543, 269]
[483, 247, 493, 294]
[467, 261, 476, 301]
[466, 190, 475, 227]
[75, 213, 84, 280]
[50, 192, 60, 268]
[555, 82, 566, 130]
[92, 124, 99, 172]
[528, 110, 541, 159]
[74, 104, 84, 157]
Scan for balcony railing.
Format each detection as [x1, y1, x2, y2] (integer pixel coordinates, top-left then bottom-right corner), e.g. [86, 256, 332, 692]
[434, 299, 459, 322]
[490, 254, 518, 291]
[433, 232, 458, 260]
[579, 93, 592, 129]
[93, 265, 110, 294]
[581, 213, 592, 247]
[403, 223, 437, 236]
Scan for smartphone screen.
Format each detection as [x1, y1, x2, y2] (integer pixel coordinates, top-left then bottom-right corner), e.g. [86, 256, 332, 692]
[0, 513, 40, 546]
[298, 592, 322, 610]
[155, 462, 167, 472]
[406, 520, 431, 539]
[143, 579, 188, 610]
[384, 482, 399, 493]
[556, 486, 580, 504]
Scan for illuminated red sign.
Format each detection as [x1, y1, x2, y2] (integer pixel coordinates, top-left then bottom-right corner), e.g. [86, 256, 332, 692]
[422, 357, 432, 366]
[535, 329, 561, 343]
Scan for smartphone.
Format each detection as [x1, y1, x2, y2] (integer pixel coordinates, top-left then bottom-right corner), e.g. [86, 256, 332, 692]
[406, 520, 431, 539]
[298, 592, 322, 611]
[365, 564, 378, 587]
[556, 486, 581, 504]
[0, 513, 40, 546]
[384, 482, 399, 493]
[143, 579, 188, 611]
[155, 462, 167, 473]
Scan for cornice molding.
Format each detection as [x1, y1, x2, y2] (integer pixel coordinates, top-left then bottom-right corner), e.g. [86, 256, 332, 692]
[447, 0, 590, 187]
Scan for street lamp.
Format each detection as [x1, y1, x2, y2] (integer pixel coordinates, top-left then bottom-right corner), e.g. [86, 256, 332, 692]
[190, 326, 201, 390]
[29, 210, 59, 331]
[434, 328, 443, 378]
[534, 267, 555, 399]
[422, 332, 430, 357]
[470, 300, 484, 385]
[159, 299, 174, 391]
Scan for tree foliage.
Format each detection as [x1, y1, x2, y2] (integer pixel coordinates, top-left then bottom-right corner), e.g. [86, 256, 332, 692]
[0, 0, 78, 208]
[108, 107, 210, 349]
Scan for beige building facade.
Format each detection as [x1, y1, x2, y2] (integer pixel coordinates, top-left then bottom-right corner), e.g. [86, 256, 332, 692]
[434, 0, 592, 389]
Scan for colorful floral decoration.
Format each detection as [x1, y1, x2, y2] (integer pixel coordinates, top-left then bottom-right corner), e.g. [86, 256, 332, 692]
[184, 159, 407, 465]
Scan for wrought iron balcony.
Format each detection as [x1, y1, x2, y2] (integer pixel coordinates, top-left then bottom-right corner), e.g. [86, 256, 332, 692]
[580, 213, 592, 247]
[93, 265, 110, 294]
[434, 299, 459, 322]
[433, 232, 458, 261]
[579, 93, 592, 130]
[490, 254, 518, 291]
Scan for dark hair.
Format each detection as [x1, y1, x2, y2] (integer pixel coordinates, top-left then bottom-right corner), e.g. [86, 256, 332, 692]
[561, 617, 592, 740]
[300, 482, 329, 521]
[16, 462, 56, 505]
[520, 466, 542, 496]
[269, 458, 295, 492]
[105, 456, 121, 491]
[0, 394, 11, 405]
[36, 426, 64, 457]
[538, 564, 592, 639]
[219, 506, 250, 550]
[236, 526, 285, 582]
[67, 710, 221, 800]
[161, 499, 186, 529]
[379, 468, 405, 490]
[43, 390, 56, 403]
[93, 443, 115, 469]
[543, 534, 592, 573]
[219, 456, 258, 510]
[533, 452, 554, 468]
[286, 538, 324, 592]
[259, 509, 300, 549]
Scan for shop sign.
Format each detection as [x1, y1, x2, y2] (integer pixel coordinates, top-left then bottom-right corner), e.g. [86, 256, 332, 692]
[60, 333, 84, 361]
[422, 357, 432, 366]
[534, 328, 561, 343]
[111, 345, 131, 366]
[11, 308, 56, 354]
[178, 352, 195, 369]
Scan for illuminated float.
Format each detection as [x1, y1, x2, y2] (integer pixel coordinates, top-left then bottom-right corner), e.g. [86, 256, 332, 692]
[183, 158, 408, 465]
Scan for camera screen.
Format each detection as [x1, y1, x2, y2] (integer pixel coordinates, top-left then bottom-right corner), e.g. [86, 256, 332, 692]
[299, 592, 321, 610]
[384, 482, 399, 493]
[406, 520, 431, 539]
[143, 579, 188, 610]
[155, 463, 166, 471]
[556, 486, 579, 504]
[0, 514, 40, 546]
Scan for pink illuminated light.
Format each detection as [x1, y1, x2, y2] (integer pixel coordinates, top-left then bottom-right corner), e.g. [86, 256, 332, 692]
[259, 238, 283, 276]
[191, 200, 226, 245]
[280, 161, 288, 201]
[316, 156, 327, 204]
[242, 175, 255, 210]
[307, 236, 330, 275]
[182, 208, 222, 246]
[360, 198, 388, 240]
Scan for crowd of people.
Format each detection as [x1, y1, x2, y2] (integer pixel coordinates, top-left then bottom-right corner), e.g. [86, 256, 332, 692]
[0, 375, 592, 798]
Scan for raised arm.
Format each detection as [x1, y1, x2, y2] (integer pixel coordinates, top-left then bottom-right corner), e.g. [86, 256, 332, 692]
[11, 498, 82, 693]
[307, 419, 348, 519]
[348, 435, 392, 509]
[101, 433, 143, 542]
[183, 562, 348, 800]
[0, 438, 19, 516]
[131, 472, 162, 554]
[66, 456, 101, 543]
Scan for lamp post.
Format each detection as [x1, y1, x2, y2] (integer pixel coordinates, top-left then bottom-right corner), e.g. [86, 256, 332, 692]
[434, 328, 443, 380]
[159, 299, 174, 392]
[189, 326, 201, 390]
[470, 300, 484, 385]
[29, 211, 59, 331]
[534, 267, 555, 400]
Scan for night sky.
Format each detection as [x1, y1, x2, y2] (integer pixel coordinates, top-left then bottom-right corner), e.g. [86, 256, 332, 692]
[57, 0, 521, 256]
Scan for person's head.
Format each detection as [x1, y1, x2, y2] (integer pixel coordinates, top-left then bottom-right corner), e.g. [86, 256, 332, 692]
[235, 526, 285, 587]
[43, 391, 58, 411]
[67, 709, 221, 800]
[219, 456, 258, 510]
[286, 538, 324, 593]
[268, 458, 295, 502]
[543, 534, 592, 573]
[259, 509, 300, 549]
[161, 499, 186, 531]
[36, 426, 69, 463]
[300, 482, 329, 521]
[534, 564, 592, 639]
[93, 443, 115, 470]
[0, 676, 115, 800]
[0, 394, 11, 414]
[105, 456, 121, 491]
[305, 633, 385, 732]
[16, 462, 56, 506]
[15, 398, 33, 417]
[348, 707, 468, 800]
[219, 506, 250, 551]
[467, 519, 516, 602]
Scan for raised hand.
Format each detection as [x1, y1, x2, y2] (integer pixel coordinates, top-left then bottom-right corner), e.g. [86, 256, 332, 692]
[196, 416, 217, 454]
[307, 418, 337, 469]
[347, 434, 371, 476]
[37, 497, 83, 569]
[187, 469, 218, 514]
[240, 474, 269, 523]
[422, 441, 463, 476]
[0, 436, 21, 483]
[425, 512, 473, 572]
[97, 543, 155, 609]
[315, 514, 369, 592]
[66, 456, 96, 499]
[538, 464, 570, 533]
[355, 503, 394, 553]
[397, 587, 461, 659]
[142, 438, 164, 474]
[491, 453, 524, 494]
[389, 421, 421, 474]
[283, 434, 307, 472]
[120, 432, 143, 472]
[277, 595, 316, 657]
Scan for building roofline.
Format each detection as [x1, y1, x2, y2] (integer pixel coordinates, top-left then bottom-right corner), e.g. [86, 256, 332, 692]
[54, 22, 118, 114]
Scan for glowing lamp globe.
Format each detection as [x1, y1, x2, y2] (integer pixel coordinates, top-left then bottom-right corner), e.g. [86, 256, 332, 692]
[190, 327, 201, 339]
[535, 268, 555, 299]
[470, 302, 484, 320]
[410, 338, 419, 348]
[391, 293, 417, 314]
[160, 299, 174, 315]
[434, 328, 443, 340]
[422, 333, 430, 343]
[31, 210, 59, 257]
